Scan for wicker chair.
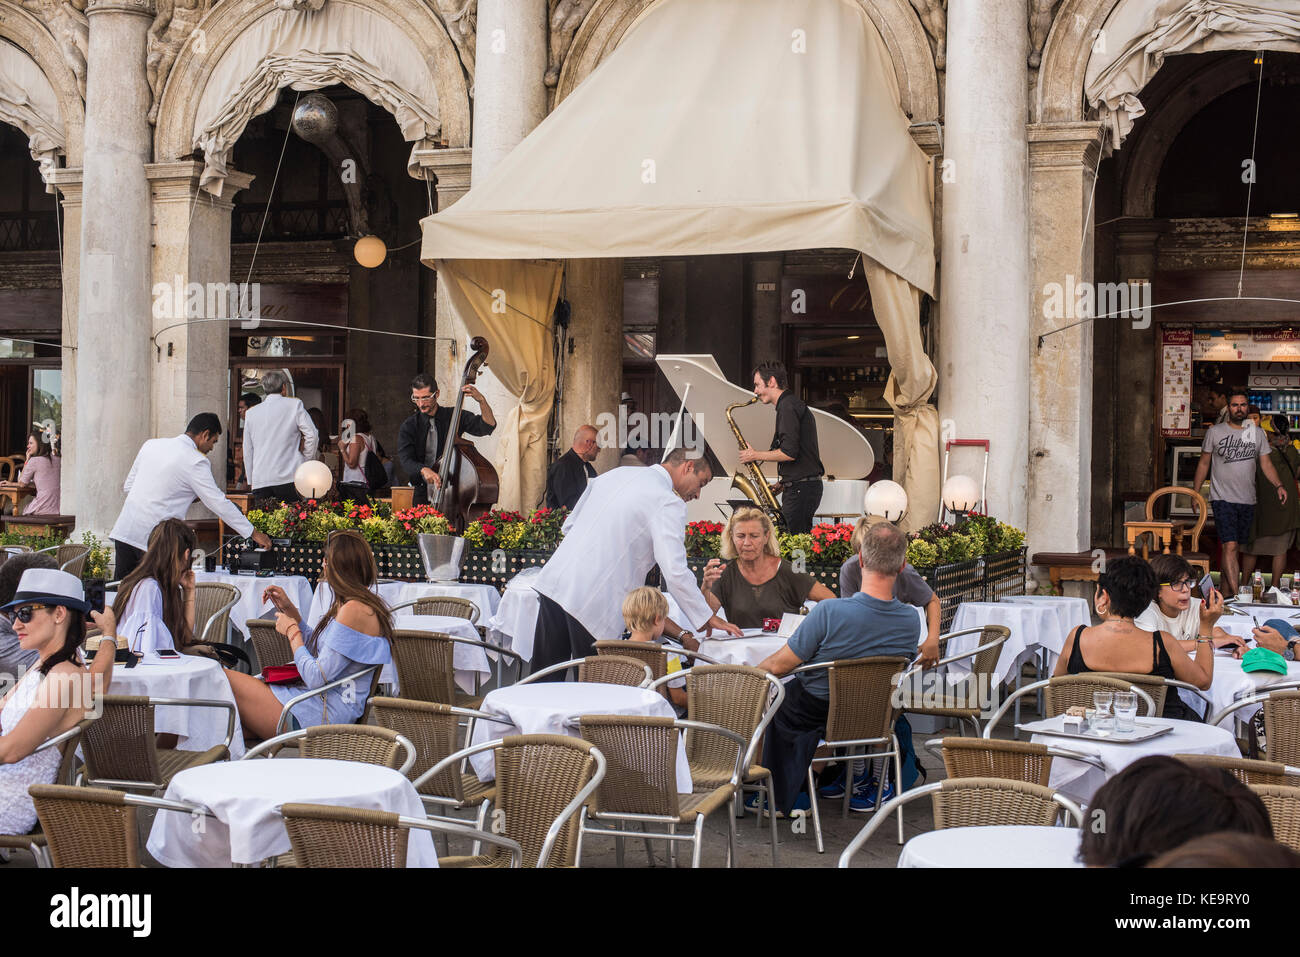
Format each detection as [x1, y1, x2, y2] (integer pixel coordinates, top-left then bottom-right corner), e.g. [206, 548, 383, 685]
[389, 596, 480, 623]
[0, 720, 93, 867]
[648, 664, 785, 866]
[1174, 753, 1300, 787]
[981, 675, 1158, 737]
[895, 626, 1009, 737]
[790, 656, 913, 852]
[80, 695, 233, 792]
[593, 640, 719, 699]
[29, 784, 205, 867]
[389, 628, 525, 707]
[518, 655, 653, 688]
[1250, 784, 1300, 852]
[37, 543, 90, 577]
[279, 802, 522, 867]
[1209, 687, 1300, 765]
[939, 737, 1055, 787]
[426, 734, 605, 868]
[242, 724, 416, 773]
[576, 714, 743, 868]
[838, 777, 1084, 866]
[190, 582, 251, 671]
[246, 619, 294, 671]
[1091, 672, 1169, 716]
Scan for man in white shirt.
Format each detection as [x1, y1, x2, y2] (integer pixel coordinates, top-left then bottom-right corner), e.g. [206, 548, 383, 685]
[110, 413, 273, 579]
[531, 447, 741, 675]
[242, 370, 318, 504]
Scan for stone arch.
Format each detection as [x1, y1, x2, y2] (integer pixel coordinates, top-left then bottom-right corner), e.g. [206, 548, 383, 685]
[1035, 0, 1122, 124]
[555, 0, 940, 122]
[0, 0, 84, 167]
[153, 0, 470, 180]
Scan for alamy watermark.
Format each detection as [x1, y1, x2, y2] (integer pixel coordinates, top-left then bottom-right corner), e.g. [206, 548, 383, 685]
[152, 275, 262, 329]
[1042, 275, 1151, 329]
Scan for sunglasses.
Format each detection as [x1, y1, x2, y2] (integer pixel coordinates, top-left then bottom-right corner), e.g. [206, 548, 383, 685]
[11, 603, 50, 623]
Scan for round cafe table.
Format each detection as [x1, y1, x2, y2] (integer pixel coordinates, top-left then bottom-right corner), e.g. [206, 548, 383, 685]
[145, 759, 437, 868]
[106, 653, 246, 758]
[1031, 717, 1239, 806]
[697, 632, 789, 668]
[468, 683, 692, 792]
[897, 825, 1082, 868]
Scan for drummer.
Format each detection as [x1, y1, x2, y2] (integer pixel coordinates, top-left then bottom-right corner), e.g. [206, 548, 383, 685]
[701, 507, 835, 629]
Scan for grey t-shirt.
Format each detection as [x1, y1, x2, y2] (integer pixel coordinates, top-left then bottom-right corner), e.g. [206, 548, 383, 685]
[838, 554, 934, 607]
[787, 592, 921, 699]
[1201, 422, 1265, 504]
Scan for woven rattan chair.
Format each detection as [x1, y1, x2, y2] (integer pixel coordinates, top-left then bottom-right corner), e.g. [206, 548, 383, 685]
[519, 655, 653, 688]
[1091, 672, 1168, 715]
[1174, 753, 1300, 787]
[1209, 686, 1300, 765]
[279, 802, 522, 867]
[895, 626, 1009, 737]
[939, 737, 1055, 787]
[242, 724, 416, 773]
[389, 596, 480, 623]
[1251, 784, 1300, 851]
[648, 664, 785, 866]
[29, 783, 206, 867]
[424, 734, 605, 867]
[389, 628, 524, 707]
[80, 694, 233, 792]
[838, 777, 1084, 867]
[189, 582, 251, 671]
[246, 618, 294, 670]
[0, 720, 93, 867]
[576, 714, 742, 868]
[981, 675, 1157, 737]
[36, 543, 90, 577]
[593, 640, 719, 699]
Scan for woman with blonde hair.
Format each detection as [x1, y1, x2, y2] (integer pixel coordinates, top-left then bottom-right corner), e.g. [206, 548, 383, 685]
[701, 506, 835, 629]
[223, 531, 392, 738]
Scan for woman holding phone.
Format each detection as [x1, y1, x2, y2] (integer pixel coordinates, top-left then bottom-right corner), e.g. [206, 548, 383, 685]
[1134, 554, 1248, 658]
[112, 519, 200, 655]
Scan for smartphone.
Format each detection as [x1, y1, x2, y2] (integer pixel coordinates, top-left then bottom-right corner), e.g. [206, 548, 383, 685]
[1199, 574, 1215, 601]
[156, 649, 181, 660]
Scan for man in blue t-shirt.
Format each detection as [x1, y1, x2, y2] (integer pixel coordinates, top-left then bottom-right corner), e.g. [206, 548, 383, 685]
[757, 522, 922, 815]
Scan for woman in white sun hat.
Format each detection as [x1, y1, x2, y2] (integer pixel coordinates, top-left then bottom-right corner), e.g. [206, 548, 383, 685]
[0, 569, 117, 836]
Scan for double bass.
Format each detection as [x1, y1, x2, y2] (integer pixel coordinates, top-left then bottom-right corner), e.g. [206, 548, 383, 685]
[432, 336, 500, 531]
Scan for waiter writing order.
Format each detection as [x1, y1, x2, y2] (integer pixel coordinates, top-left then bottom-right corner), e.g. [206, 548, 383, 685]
[110, 413, 273, 579]
[531, 447, 741, 675]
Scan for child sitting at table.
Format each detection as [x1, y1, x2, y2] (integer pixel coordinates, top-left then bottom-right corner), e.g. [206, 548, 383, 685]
[621, 587, 687, 712]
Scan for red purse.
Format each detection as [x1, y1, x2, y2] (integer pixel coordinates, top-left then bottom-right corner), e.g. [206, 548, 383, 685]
[261, 664, 302, 684]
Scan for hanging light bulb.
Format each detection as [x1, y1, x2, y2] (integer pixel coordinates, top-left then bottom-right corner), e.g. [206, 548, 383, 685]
[1255, 51, 1264, 66]
[354, 235, 387, 268]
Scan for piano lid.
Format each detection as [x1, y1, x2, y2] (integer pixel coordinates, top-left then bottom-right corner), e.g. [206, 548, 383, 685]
[655, 355, 875, 480]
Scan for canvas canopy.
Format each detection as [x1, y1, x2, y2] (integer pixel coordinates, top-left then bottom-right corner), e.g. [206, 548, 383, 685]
[421, 0, 940, 524]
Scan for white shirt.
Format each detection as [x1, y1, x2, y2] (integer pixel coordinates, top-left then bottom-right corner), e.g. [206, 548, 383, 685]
[341, 433, 376, 485]
[110, 434, 254, 550]
[533, 465, 715, 639]
[242, 393, 318, 489]
[1134, 598, 1202, 642]
[118, 578, 176, 653]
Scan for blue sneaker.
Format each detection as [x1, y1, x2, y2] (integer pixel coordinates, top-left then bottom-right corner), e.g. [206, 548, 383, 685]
[849, 781, 895, 813]
[744, 791, 811, 818]
[818, 767, 875, 799]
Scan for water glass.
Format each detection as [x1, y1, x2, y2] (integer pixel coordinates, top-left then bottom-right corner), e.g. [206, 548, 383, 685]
[1113, 691, 1138, 732]
[1091, 691, 1114, 733]
[1239, 585, 1253, 602]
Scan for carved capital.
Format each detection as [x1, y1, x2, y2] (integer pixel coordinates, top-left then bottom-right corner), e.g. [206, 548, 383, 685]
[85, 0, 155, 17]
[546, 0, 596, 87]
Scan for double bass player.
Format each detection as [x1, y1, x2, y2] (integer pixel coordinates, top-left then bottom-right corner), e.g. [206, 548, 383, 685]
[398, 372, 496, 506]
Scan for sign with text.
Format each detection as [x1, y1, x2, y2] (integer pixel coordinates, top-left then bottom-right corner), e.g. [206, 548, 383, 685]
[1248, 362, 1300, 389]
[1161, 327, 1192, 438]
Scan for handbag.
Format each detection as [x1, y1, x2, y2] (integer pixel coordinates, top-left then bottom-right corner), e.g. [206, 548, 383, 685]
[261, 664, 302, 684]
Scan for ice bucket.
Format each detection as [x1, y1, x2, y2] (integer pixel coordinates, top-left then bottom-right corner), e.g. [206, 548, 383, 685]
[417, 533, 464, 582]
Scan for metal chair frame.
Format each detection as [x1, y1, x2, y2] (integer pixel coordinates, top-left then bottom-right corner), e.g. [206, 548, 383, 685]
[422, 737, 607, 867]
[29, 784, 213, 868]
[572, 717, 746, 869]
[272, 663, 384, 735]
[390, 628, 526, 697]
[36, 543, 91, 576]
[242, 726, 417, 776]
[1208, 682, 1300, 760]
[837, 779, 1084, 867]
[1, 722, 94, 867]
[894, 627, 1011, 738]
[922, 736, 1109, 774]
[79, 696, 236, 790]
[981, 678, 1157, 738]
[519, 656, 654, 688]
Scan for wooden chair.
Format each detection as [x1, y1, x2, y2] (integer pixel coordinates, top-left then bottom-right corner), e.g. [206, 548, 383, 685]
[1139, 485, 1210, 575]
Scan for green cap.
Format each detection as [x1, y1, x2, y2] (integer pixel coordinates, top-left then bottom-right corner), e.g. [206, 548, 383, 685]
[1241, 647, 1289, 675]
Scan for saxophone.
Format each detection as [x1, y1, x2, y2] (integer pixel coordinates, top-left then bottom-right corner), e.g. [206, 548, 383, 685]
[725, 397, 785, 528]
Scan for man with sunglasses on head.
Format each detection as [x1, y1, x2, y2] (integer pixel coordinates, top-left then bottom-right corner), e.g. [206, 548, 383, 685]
[397, 373, 496, 506]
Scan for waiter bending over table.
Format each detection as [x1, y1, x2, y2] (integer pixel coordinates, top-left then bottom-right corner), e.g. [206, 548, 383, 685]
[531, 447, 741, 676]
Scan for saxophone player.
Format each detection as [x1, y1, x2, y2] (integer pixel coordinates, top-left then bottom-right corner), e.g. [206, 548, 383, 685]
[739, 361, 824, 534]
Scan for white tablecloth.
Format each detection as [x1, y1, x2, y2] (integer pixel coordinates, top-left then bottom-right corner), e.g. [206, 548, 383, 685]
[197, 571, 313, 640]
[1031, 717, 1239, 805]
[898, 825, 1082, 868]
[1175, 651, 1300, 729]
[390, 615, 493, 694]
[485, 567, 545, 662]
[395, 582, 501, 622]
[698, 633, 790, 667]
[469, 683, 692, 792]
[950, 601, 1073, 684]
[108, 653, 246, 759]
[306, 581, 410, 627]
[146, 759, 437, 867]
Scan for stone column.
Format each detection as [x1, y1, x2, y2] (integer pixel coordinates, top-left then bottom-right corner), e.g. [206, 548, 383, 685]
[48, 168, 83, 517]
[417, 147, 473, 400]
[562, 258, 623, 475]
[1027, 123, 1106, 555]
[147, 161, 254, 493]
[76, 0, 155, 538]
[937, 0, 1031, 530]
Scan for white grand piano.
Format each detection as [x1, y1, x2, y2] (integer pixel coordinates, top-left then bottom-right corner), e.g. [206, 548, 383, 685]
[655, 354, 875, 524]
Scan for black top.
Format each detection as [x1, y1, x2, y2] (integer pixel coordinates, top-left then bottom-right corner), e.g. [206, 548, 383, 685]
[1065, 625, 1197, 721]
[770, 390, 823, 482]
[545, 448, 597, 511]
[396, 405, 494, 488]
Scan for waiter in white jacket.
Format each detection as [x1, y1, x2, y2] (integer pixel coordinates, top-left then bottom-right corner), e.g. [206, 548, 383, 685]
[110, 413, 273, 580]
[531, 447, 741, 675]
[242, 370, 319, 504]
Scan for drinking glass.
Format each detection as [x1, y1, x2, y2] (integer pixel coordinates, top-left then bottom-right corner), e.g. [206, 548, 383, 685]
[1092, 691, 1114, 733]
[1113, 691, 1138, 732]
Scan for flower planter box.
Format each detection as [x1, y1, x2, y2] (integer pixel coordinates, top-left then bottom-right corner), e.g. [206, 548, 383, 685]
[459, 548, 553, 589]
[916, 548, 1027, 631]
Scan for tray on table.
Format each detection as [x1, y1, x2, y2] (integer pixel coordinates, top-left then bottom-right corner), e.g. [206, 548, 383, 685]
[1016, 714, 1173, 744]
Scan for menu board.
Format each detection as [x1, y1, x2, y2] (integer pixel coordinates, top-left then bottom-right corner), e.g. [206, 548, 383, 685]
[1161, 327, 1193, 438]
[1248, 362, 1300, 389]
[1193, 328, 1300, 361]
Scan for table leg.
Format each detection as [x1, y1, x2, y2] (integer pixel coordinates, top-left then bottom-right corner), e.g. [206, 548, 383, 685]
[1013, 666, 1022, 740]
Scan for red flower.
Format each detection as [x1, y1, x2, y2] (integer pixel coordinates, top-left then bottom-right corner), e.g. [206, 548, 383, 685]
[298, 512, 307, 519]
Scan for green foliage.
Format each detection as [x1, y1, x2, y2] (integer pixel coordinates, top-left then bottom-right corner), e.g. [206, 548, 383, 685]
[80, 532, 111, 580]
[905, 516, 1026, 569]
